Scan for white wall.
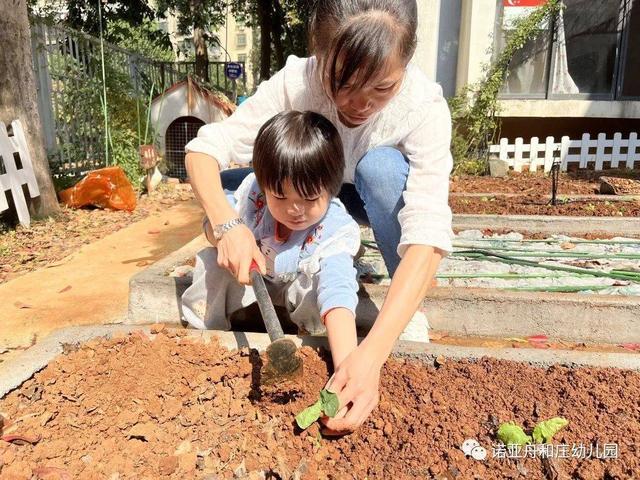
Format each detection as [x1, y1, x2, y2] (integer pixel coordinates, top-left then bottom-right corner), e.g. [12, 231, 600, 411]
[414, 0, 441, 81]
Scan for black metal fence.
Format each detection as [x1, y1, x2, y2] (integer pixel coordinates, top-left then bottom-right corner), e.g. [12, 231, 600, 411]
[30, 19, 244, 178]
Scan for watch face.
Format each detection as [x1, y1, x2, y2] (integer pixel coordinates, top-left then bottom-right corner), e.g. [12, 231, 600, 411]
[213, 225, 223, 240]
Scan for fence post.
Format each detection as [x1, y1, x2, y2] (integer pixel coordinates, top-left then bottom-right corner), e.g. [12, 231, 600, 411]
[560, 136, 571, 172]
[579, 133, 590, 169]
[544, 136, 555, 173]
[30, 23, 57, 155]
[611, 132, 623, 169]
[514, 137, 524, 172]
[628, 132, 639, 169]
[595, 133, 607, 171]
[529, 136, 539, 172]
[499, 137, 509, 162]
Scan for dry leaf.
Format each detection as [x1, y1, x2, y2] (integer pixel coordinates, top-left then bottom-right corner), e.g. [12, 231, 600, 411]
[14, 301, 33, 309]
[58, 285, 72, 293]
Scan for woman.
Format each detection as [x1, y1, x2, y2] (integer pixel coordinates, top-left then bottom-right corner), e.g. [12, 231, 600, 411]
[184, 0, 453, 434]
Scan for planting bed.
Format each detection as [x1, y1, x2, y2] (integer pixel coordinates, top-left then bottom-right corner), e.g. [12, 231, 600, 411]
[449, 172, 640, 217]
[1, 329, 639, 479]
[449, 196, 640, 217]
[449, 171, 640, 195]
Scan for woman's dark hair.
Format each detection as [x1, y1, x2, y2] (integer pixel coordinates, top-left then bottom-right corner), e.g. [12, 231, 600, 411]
[309, 0, 418, 97]
[253, 111, 344, 198]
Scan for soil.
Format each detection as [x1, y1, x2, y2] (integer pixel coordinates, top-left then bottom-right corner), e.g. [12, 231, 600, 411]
[2, 330, 639, 479]
[449, 195, 640, 217]
[449, 170, 640, 196]
[0, 184, 195, 284]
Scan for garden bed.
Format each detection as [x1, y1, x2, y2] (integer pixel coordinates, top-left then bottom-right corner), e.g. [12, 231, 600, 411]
[449, 195, 640, 217]
[449, 170, 640, 196]
[1, 330, 638, 479]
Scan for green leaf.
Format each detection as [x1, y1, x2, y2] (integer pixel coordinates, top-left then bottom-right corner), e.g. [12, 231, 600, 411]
[497, 422, 532, 446]
[295, 400, 322, 430]
[320, 389, 340, 417]
[532, 417, 569, 444]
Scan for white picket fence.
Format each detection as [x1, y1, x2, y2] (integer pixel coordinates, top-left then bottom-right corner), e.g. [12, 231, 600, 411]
[489, 132, 640, 173]
[0, 120, 41, 227]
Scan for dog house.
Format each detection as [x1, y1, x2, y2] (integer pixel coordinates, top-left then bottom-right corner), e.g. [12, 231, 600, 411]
[150, 78, 235, 180]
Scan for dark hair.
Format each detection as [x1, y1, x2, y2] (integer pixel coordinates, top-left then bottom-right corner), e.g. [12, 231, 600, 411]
[253, 111, 344, 198]
[309, 0, 418, 97]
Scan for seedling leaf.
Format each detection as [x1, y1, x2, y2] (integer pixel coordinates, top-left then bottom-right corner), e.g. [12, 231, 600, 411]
[295, 400, 322, 429]
[532, 417, 568, 444]
[320, 389, 339, 417]
[497, 422, 532, 446]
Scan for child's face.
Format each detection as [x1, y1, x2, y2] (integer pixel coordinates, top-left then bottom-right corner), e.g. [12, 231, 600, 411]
[324, 55, 406, 128]
[264, 180, 331, 232]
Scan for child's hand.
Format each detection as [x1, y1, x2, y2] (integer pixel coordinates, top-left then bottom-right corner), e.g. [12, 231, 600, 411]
[320, 343, 384, 436]
[217, 224, 266, 285]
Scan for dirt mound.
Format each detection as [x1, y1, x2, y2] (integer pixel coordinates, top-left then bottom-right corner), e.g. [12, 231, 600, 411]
[1, 330, 638, 479]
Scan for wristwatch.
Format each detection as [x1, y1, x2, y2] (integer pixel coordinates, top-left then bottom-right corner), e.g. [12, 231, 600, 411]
[212, 217, 245, 241]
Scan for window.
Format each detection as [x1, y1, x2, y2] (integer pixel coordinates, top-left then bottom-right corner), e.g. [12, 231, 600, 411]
[237, 54, 247, 63]
[620, 0, 640, 96]
[497, 0, 639, 100]
[236, 33, 247, 48]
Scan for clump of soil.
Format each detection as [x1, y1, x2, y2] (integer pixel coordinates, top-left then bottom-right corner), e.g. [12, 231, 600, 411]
[1, 330, 639, 479]
[450, 195, 640, 217]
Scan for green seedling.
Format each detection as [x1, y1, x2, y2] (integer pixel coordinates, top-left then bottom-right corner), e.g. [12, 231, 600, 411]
[295, 389, 339, 430]
[532, 417, 569, 443]
[498, 417, 568, 446]
[497, 422, 532, 446]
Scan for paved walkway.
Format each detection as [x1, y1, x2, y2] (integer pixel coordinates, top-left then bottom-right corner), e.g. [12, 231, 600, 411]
[1, 200, 203, 356]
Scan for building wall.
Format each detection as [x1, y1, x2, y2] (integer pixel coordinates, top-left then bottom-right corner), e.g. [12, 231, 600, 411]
[451, 0, 640, 121]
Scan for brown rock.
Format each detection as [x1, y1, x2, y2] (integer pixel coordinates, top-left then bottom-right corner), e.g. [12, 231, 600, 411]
[600, 176, 640, 195]
[158, 455, 178, 475]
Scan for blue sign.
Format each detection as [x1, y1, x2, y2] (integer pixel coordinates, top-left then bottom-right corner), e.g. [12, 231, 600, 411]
[224, 62, 243, 80]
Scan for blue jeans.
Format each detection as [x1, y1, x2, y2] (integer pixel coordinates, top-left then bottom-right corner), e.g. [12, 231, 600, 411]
[220, 147, 408, 277]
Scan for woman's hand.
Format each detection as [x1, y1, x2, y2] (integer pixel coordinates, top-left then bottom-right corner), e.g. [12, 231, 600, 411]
[216, 224, 266, 285]
[320, 342, 384, 435]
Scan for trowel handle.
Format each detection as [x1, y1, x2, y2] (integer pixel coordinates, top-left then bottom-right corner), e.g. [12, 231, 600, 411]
[249, 261, 285, 343]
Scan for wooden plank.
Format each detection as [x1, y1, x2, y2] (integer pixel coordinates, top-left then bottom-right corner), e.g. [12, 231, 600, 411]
[579, 133, 590, 169]
[529, 136, 540, 172]
[499, 137, 509, 163]
[0, 123, 31, 226]
[514, 137, 524, 172]
[560, 136, 571, 172]
[611, 132, 623, 168]
[628, 132, 639, 169]
[543, 136, 555, 173]
[12, 121, 41, 198]
[595, 133, 607, 171]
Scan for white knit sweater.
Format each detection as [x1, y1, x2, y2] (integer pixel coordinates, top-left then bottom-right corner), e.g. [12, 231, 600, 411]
[186, 55, 454, 255]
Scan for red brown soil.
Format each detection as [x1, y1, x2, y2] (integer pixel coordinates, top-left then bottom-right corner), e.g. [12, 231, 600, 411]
[449, 195, 640, 217]
[449, 170, 640, 196]
[2, 330, 639, 479]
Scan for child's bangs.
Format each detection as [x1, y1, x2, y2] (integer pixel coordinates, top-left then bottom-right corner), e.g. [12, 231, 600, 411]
[326, 15, 403, 96]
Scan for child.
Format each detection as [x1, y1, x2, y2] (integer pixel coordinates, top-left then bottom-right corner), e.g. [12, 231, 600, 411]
[181, 111, 360, 367]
